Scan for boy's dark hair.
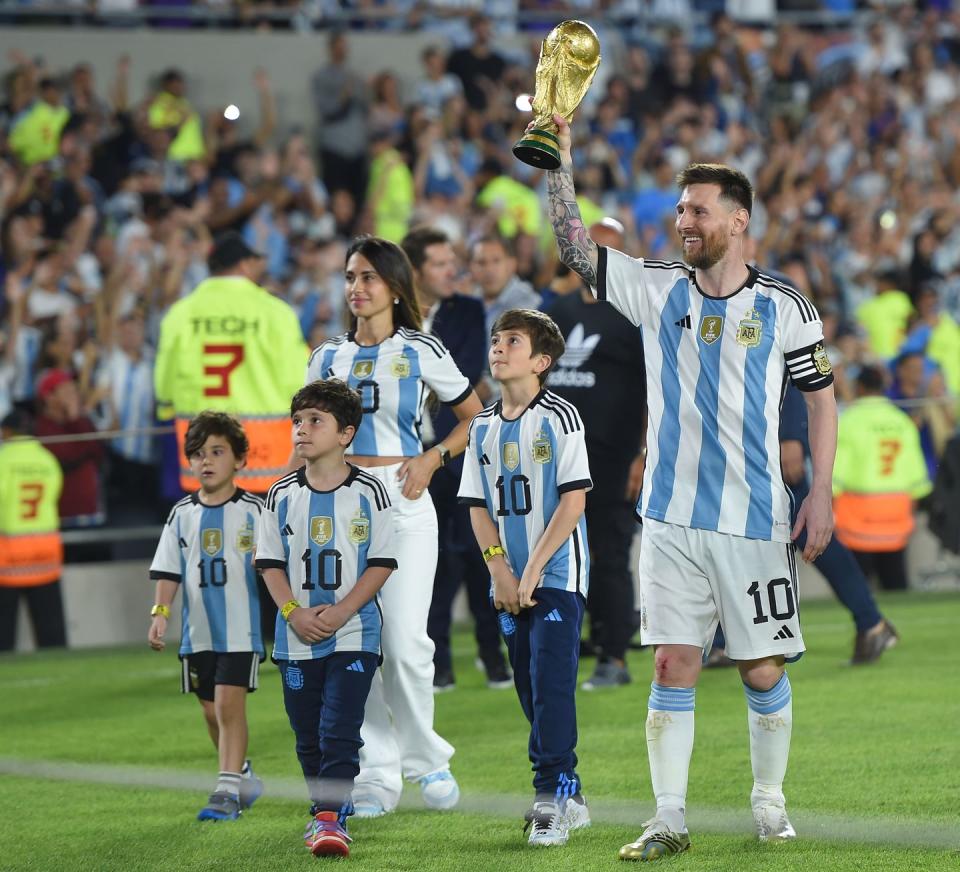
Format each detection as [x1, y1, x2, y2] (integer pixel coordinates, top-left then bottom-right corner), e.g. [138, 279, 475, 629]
[401, 226, 450, 271]
[676, 163, 754, 216]
[491, 308, 565, 385]
[184, 411, 249, 460]
[291, 379, 363, 443]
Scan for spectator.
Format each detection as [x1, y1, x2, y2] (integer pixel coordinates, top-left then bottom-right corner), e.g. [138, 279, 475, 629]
[34, 368, 105, 529]
[468, 234, 540, 342]
[446, 13, 506, 112]
[833, 365, 932, 591]
[0, 408, 66, 651]
[413, 46, 464, 114]
[312, 30, 370, 210]
[146, 69, 205, 163]
[9, 77, 69, 168]
[366, 129, 415, 244]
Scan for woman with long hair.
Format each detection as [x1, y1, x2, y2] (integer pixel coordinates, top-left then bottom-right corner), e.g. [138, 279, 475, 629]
[306, 235, 482, 816]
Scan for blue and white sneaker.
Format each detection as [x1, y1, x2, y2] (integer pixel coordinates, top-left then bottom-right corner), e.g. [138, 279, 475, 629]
[351, 792, 388, 818]
[238, 759, 264, 810]
[197, 791, 241, 821]
[418, 768, 460, 810]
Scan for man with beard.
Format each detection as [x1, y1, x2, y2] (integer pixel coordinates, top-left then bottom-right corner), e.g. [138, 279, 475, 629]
[541, 114, 837, 861]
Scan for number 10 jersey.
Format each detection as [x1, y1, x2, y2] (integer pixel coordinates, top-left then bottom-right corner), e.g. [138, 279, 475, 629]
[458, 390, 593, 596]
[255, 466, 397, 661]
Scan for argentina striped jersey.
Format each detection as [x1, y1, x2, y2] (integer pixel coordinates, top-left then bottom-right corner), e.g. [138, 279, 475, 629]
[255, 466, 397, 661]
[597, 247, 833, 542]
[458, 390, 592, 595]
[306, 328, 472, 457]
[149, 489, 265, 656]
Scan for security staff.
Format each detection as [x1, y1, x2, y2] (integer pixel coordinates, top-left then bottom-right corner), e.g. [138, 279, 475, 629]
[155, 232, 309, 494]
[0, 409, 65, 650]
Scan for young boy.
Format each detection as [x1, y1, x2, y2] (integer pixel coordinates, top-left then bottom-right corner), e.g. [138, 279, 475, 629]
[458, 309, 593, 846]
[256, 379, 396, 858]
[148, 411, 266, 822]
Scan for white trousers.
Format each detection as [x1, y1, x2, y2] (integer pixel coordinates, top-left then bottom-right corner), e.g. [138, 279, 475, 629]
[355, 463, 454, 809]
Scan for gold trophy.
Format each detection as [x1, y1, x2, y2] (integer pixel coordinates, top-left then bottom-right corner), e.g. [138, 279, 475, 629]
[513, 20, 601, 170]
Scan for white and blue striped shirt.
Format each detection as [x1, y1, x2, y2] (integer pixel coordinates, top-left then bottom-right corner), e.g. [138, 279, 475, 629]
[149, 489, 265, 656]
[256, 466, 397, 661]
[458, 391, 592, 596]
[597, 247, 833, 542]
[96, 347, 156, 464]
[306, 328, 472, 457]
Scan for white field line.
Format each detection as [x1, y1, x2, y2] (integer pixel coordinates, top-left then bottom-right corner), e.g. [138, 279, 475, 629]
[0, 758, 956, 851]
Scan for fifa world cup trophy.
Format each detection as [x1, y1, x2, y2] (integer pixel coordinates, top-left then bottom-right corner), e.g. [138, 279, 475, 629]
[513, 20, 601, 170]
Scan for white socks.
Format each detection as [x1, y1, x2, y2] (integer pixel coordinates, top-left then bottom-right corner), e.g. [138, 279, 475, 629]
[743, 673, 793, 804]
[646, 683, 695, 833]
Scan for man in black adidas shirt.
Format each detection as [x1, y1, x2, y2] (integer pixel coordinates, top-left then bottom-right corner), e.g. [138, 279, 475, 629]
[544, 219, 646, 689]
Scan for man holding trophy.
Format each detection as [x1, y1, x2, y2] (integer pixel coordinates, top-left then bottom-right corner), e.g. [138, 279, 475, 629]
[528, 19, 838, 864]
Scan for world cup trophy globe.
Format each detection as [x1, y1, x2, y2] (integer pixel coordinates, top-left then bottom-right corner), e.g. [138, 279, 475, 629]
[513, 20, 601, 170]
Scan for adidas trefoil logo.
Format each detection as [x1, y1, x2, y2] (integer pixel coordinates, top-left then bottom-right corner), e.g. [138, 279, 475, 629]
[675, 314, 692, 329]
[346, 659, 366, 673]
[773, 625, 794, 641]
[558, 323, 601, 368]
[545, 609, 564, 623]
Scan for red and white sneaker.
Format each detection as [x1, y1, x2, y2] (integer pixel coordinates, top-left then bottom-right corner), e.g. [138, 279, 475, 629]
[305, 811, 352, 858]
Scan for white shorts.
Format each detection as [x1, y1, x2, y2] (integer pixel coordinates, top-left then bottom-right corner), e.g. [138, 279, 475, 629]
[637, 518, 804, 662]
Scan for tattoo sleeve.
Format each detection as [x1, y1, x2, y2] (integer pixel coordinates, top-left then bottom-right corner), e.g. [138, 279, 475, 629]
[547, 160, 599, 288]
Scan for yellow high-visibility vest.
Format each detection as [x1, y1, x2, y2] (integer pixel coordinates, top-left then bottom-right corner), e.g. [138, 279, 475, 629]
[0, 437, 63, 586]
[155, 276, 309, 492]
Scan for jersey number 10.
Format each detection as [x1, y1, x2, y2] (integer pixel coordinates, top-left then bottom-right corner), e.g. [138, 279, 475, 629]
[495, 474, 532, 517]
[301, 548, 343, 591]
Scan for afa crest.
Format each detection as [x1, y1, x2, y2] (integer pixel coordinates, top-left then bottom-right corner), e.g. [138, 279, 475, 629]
[310, 516, 333, 546]
[236, 524, 254, 553]
[699, 315, 724, 345]
[352, 359, 375, 380]
[736, 309, 763, 348]
[390, 355, 411, 378]
[285, 665, 304, 690]
[349, 509, 370, 545]
[201, 528, 222, 556]
[532, 431, 552, 464]
[502, 442, 520, 471]
[813, 344, 833, 376]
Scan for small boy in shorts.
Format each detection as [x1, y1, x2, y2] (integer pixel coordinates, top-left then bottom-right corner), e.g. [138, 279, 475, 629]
[148, 411, 266, 821]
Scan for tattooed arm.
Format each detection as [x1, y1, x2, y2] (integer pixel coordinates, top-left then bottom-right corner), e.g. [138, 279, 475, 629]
[543, 115, 599, 289]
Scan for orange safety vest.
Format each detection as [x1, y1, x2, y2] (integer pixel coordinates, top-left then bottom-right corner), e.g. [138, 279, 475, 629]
[833, 492, 915, 553]
[0, 531, 64, 587]
[0, 437, 64, 586]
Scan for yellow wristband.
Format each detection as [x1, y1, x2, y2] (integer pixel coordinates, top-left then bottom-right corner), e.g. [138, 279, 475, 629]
[482, 544, 505, 563]
[280, 600, 300, 622]
[150, 604, 171, 619]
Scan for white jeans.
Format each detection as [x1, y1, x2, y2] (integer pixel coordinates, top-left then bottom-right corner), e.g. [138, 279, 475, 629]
[354, 463, 454, 808]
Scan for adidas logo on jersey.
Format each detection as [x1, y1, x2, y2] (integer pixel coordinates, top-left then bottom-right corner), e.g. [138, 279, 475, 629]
[773, 625, 794, 641]
[346, 659, 366, 673]
[675, 314, 692, 329]
[545, 609, 564, 623]
[548, 324, 600, 388]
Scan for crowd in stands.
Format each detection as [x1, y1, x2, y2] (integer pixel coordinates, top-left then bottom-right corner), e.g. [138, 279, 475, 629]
[1, 6, 959, 537]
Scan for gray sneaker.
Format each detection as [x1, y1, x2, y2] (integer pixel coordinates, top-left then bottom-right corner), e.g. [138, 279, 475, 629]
[581, 661, 631, 690]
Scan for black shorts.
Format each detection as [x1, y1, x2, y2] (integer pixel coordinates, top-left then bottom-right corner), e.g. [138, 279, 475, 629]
[181, 651, 262, 701]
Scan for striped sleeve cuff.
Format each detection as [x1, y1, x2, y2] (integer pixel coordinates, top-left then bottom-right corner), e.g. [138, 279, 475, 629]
[148, 571, 182, 583]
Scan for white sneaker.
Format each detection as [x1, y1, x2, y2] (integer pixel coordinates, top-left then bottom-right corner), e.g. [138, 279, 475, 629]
[351, 793, 387, 818]
[524, 801, 568, 846]
[418, 768, 460, 810]
[753, 799, 796, 841]
[564, 793, 591, 831]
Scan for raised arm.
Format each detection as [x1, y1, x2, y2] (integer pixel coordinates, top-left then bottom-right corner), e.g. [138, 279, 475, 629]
[543, 114, 599, 288]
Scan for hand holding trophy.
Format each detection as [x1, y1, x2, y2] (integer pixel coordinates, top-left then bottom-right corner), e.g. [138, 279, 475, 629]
[513, 20, 601, 170]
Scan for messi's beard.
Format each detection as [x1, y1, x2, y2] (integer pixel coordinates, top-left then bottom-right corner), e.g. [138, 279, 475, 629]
[681, 230, 728, 270]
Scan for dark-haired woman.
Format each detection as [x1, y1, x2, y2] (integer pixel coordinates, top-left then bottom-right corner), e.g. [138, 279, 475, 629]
[306, 236, 482, 816]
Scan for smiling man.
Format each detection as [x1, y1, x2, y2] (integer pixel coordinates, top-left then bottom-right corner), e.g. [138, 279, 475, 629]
[541, 114, 838, 861]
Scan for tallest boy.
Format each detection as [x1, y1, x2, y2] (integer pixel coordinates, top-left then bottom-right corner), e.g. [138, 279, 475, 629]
[539, 114, 837, 861]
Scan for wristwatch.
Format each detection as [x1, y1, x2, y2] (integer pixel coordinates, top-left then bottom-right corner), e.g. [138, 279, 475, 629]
[435, 443, 451, 466]
[150, 604, 171, 619]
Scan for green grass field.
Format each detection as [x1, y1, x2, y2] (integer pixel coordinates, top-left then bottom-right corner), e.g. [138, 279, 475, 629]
[1, 592, 958, 871]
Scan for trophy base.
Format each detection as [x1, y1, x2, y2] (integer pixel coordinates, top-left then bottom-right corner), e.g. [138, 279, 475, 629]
[513, 128, 561, 170]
